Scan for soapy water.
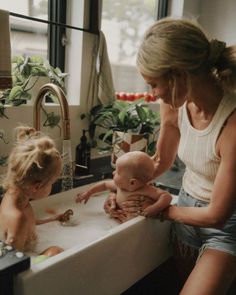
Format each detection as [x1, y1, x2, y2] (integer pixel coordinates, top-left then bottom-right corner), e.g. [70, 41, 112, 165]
[28, 193, 119, 257]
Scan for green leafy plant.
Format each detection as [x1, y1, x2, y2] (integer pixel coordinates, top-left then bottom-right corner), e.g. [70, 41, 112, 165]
[0, 55, 68, 107]
[81, 98, 160, 155]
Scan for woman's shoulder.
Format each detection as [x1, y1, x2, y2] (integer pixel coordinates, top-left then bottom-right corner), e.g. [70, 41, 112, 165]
[216, 101, 236, 154]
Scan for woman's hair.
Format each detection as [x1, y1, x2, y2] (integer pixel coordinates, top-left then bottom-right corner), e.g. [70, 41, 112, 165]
[2, 126, 62, 190]
[137, 18, 236, 92]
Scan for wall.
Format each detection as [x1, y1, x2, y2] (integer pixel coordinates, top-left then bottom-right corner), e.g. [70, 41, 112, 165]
[199, 0, 236, 45]
[169, 0, 236, 45]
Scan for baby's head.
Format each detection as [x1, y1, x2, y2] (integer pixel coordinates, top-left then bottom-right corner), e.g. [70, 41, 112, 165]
[3, 126, 62, 195]
[114, 151, 155, 191]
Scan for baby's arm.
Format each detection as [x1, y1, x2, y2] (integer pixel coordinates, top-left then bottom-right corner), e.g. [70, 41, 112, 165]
[76, 180, 117, 204]
[141, 186, 172, 217]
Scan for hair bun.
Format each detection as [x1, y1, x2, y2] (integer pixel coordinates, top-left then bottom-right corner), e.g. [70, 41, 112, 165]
[208, 39, 226, 67]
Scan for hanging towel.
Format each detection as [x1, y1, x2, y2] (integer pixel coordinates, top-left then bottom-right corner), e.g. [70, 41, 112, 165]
[0, 9, 12, 90]
[87, 31, 115, 112]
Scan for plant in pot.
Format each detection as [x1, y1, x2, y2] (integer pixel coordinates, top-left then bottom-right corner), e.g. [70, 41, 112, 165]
[0, 55, 68, 127]
[81, 98, 160, 166]
[0, 55, 68, 107]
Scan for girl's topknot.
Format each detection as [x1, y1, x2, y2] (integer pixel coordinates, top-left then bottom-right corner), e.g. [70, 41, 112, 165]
[2, 126, 62, 190]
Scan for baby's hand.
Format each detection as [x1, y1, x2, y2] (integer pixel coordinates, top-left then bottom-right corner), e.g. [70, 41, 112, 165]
[75, 191, 90, 204]
[142, 192, 172, 218]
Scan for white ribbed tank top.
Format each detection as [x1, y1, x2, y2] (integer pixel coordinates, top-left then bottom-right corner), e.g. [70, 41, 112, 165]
[178, 93, 236, 202]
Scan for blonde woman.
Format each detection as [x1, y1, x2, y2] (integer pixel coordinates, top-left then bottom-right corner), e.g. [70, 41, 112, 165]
[131, 18, 236, 294]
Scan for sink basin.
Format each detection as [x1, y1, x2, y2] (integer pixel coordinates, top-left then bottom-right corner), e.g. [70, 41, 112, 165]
[15, 182, 172, 295]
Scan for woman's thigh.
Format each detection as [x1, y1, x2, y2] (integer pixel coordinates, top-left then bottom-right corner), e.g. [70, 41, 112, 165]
[180, 248, 236, 295]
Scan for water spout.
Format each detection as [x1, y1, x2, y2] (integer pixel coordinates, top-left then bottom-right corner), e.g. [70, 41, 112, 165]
[33, 83, 73, 191]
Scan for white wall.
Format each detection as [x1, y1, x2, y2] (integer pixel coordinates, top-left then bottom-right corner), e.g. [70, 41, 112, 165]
[199, 0, 236, 45]
[169, 0, 236, 45]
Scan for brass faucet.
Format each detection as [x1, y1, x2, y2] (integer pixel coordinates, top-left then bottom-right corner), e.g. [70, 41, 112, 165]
[33, 83, 70, 140]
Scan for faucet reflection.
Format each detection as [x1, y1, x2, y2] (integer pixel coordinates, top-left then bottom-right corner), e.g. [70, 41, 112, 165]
[33, 83, 73, 191]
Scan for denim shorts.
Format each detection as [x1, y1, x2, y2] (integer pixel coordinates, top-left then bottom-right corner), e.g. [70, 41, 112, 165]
[172, 188, 236, 257]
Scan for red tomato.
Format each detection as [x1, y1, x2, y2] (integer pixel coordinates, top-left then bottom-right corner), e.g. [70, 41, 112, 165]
[128, 92, 135, 101]
[134, 93, 144, 100]
[118, 92, 127, 100]
[116, 92, 121, 100]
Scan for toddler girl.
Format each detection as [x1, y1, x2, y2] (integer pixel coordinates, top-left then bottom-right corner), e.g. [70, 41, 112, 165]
[0, 126, 62, 251]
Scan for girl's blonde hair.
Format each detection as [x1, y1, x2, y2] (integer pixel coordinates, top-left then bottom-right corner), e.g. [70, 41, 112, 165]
[3, 126, 61, 190]
[137, 18, 236, 94]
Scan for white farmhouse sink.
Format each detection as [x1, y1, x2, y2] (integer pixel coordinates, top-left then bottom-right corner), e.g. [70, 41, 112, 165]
[14, 183, 173, 295]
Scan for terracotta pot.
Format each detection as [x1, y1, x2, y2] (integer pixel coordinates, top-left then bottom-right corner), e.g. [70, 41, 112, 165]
[111, 131, 147, 168]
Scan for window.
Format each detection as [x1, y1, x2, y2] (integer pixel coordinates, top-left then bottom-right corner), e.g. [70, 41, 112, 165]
[1, 0, 49, 58]
[0, 0, 88, 105]
[102, 0, 159, 94]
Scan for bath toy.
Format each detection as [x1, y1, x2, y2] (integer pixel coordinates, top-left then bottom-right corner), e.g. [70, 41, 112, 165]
[33, 255, 49, 265]
[57, 209, 74, 222]
[45, 208, 57, 215]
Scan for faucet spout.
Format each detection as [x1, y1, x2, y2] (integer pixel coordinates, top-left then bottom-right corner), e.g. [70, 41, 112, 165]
[33, 83, 70, 140]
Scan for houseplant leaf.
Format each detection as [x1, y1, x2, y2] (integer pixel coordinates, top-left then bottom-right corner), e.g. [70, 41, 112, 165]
[9, 86, 23, 100]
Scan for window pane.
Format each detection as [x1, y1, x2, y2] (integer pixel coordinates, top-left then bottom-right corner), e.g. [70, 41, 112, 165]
[102, 0, 157, 93]
[0, 0, 48, 58]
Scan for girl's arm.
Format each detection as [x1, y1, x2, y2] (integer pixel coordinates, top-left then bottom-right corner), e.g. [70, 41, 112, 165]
[4, 212, 28, 251]
[153, 102, 180, 178]
[76, 180, 117, 203]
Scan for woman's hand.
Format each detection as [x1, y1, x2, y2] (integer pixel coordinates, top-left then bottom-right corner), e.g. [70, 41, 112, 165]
[103, 192, 117, 213]
[103, 192, 128, 223]
[151, 151, 161, 179]
[122, 195, 155, 215]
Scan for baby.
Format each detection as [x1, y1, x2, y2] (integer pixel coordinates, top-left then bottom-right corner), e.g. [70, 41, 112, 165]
[0, 126, 63, 251]
[76, 151, 172, 222]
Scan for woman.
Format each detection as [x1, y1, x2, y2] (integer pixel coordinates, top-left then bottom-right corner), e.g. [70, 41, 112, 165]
[108, 18, 236, 294]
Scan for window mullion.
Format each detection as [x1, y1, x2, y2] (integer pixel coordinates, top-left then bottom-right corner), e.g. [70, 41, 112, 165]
[48, 0, 67, 71]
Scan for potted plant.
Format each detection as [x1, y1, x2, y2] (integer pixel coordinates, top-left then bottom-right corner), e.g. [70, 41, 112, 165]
[0, 55, 68, 107]
[81, 98, 160, 166]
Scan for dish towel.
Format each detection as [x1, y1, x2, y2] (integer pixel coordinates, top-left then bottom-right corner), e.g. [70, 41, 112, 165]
[0, 9, 12, 90]
[86, 30, 115, 112]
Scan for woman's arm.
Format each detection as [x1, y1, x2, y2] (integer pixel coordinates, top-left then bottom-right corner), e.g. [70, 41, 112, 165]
[164, 113, 236, 228]
[153, 102, 180, 178]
